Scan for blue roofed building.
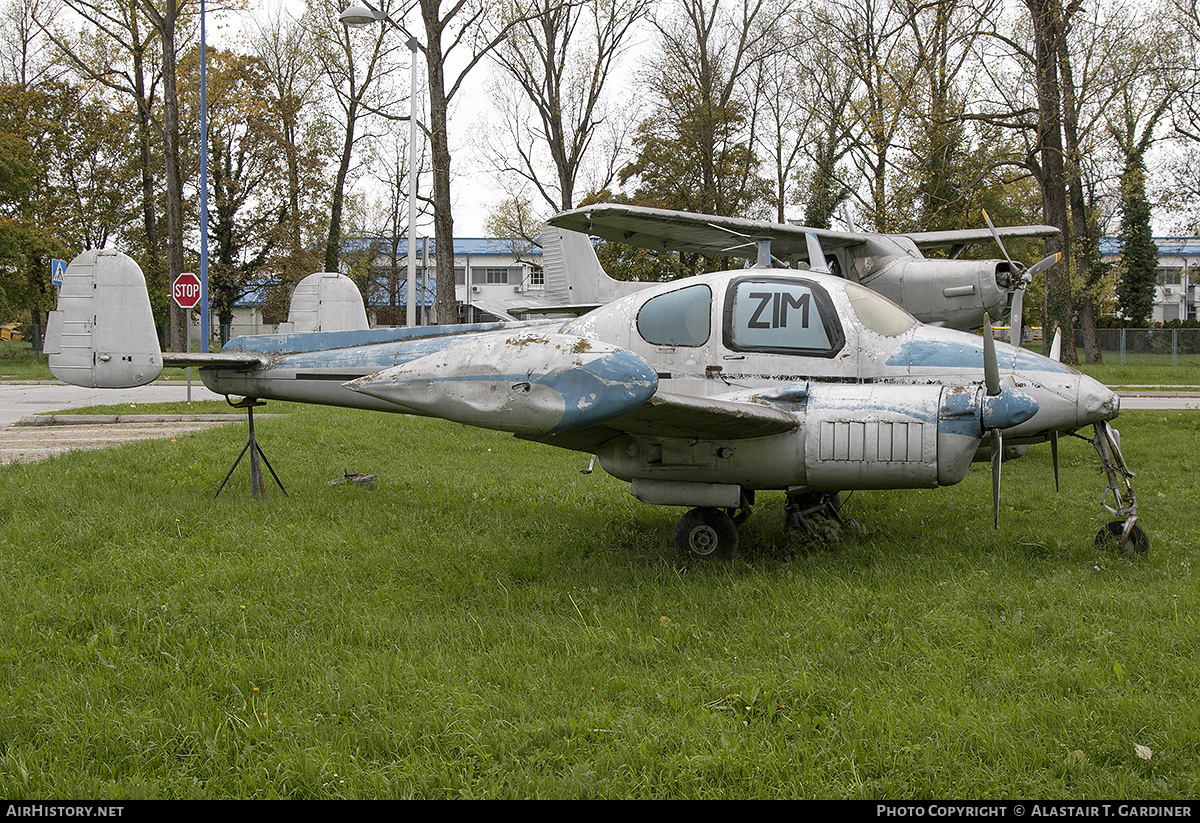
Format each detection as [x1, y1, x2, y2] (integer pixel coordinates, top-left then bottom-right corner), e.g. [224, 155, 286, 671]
[229, 236, 544, 335]
[342, 236, 544, 326]
[1099, 236, 1200, 323]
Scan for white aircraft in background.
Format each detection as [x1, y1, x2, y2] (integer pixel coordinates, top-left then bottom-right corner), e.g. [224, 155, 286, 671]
[545, 204, 1061, 344]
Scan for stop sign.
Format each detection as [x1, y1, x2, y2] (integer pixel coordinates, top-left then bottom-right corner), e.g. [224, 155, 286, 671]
[173, 273, 202, 309]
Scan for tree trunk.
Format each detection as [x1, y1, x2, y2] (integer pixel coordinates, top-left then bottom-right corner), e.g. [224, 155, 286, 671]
[422, 1, 457, 325]
[1025, 0, 1075, 363]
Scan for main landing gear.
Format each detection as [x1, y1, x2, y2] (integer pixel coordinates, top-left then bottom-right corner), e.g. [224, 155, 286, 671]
[673, 490, 754, 560]
[671, 489, 851, 560]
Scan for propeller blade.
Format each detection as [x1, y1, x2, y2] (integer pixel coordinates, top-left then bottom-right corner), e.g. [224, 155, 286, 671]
[982, 209, 1015, 267]
[990, 428, 1003, 529]
[982, 313, 1001, 397]
[1049, 328, 1062, 362]
[1026, 251, 1061, 278]
[1050, 431, 1060, 492]
[1010, 288, 1024, 347]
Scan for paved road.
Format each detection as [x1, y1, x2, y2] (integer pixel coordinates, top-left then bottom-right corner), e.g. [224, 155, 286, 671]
[0, 380, 224, 428]
[1117, 391, 1200, 410]
[0, 380, 232, 465]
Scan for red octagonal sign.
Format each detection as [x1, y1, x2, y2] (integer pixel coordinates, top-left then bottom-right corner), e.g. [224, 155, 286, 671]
[173, 273, 202, 309]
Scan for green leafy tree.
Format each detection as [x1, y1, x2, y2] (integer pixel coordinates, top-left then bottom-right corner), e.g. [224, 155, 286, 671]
[1114, 149, 1158, 324]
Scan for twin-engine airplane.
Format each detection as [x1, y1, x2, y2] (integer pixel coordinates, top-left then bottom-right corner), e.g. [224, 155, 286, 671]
[43, 245, 1143, 559]
[546, 204, 1061, 343]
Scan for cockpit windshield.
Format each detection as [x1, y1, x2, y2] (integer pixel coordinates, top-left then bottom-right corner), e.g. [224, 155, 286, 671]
[844, 282, 918, 337]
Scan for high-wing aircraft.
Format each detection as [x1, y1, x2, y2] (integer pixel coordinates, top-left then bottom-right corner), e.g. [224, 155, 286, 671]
[42, 247, 1144, 560]
[546, 204, 1062, 343]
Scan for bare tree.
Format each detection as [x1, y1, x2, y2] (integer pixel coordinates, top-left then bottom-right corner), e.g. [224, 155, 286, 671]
[307, 0, 406, 274]
[252, 4, 330, 280]
[0, 0, 65, 88]
[414, 0, 557, 323]
[485, 0, 651, 214]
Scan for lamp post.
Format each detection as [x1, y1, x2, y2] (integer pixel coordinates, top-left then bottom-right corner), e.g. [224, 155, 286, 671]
[340, 2, 423, 328]
[199, 0, 210, 351]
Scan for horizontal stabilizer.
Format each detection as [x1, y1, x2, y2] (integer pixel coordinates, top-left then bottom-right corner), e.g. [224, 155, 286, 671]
[44, 250, 163, 388]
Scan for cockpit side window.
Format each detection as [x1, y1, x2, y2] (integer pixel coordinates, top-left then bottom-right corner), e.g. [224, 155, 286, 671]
[636, 284, 712, 346]
[723, 276, 845, 357]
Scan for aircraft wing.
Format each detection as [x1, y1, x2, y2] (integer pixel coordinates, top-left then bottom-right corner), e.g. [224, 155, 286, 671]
[902, 225, 1060, 252]
[548, 204, 861, 261]
[519, 390, 798, 453]
[547, 204, 1058, 261]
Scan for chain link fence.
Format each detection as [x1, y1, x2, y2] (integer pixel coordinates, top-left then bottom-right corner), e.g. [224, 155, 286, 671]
[1076, 328, 1200, 366]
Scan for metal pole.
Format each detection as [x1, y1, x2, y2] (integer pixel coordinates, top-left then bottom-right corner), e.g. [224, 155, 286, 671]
[199, 0, 210, 352]
[406, 37, 419, 327]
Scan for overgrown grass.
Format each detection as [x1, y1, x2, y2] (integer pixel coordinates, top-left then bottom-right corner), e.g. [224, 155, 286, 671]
[0, 404, 1196, 798]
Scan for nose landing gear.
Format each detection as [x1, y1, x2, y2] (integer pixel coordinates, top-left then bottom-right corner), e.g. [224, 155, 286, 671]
[1089, 421, 1146, 557]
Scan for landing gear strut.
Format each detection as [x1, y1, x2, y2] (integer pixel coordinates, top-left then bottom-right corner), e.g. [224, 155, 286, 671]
[1088, 421, 1146, 557]
[785, 491, 847, 537]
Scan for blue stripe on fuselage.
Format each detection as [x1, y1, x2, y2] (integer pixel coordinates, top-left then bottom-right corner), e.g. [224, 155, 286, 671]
[886, 339, 1076, 376]
[224, 320, 551, 356]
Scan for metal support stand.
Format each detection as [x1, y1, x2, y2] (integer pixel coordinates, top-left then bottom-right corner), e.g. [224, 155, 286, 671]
[215, 397, 287, 499]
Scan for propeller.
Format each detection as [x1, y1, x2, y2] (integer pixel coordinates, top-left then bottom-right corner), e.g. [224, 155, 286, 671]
[981, 313, 1004, 528]
[981, 209, 1061, 346]
[1048, 328, 1062, 491]
[1009, 252, 1062, 347]
[978, 313, 1038, 527]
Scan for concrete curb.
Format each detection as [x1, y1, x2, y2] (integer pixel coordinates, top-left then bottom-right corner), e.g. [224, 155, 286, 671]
[17, 414, 287, 427]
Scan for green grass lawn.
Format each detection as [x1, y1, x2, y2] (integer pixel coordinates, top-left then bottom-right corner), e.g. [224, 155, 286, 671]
[0, 404, 1196, 798]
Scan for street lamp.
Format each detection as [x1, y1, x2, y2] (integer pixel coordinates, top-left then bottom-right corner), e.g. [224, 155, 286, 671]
[340, 2, 423, 328]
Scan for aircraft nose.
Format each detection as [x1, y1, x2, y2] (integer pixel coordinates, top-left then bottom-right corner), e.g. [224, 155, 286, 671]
[1078, 372, 1119, 425]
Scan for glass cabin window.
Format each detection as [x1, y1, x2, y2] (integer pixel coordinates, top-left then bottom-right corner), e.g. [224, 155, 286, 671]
[636, 284, 712, 346]
[724, 277, 844, 356]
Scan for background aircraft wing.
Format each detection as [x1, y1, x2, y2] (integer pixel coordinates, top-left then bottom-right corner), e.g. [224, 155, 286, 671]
[519, 390, 798, 453]
[902, 225, 1059, 252]
[547, 204, 1059, 262]
[547, 204, 864, 261]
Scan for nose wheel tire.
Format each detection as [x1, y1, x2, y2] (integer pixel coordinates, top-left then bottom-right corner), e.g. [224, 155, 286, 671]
[1094, 520, 1149, 558]
[674, 507, 739, 560]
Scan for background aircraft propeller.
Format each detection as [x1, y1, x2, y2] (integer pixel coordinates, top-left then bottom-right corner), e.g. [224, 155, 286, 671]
[982, 209, 1060, 346]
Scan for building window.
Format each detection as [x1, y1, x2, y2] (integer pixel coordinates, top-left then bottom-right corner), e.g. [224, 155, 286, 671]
[528, 266, 545, 287]
[484, 267, 508, 284]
